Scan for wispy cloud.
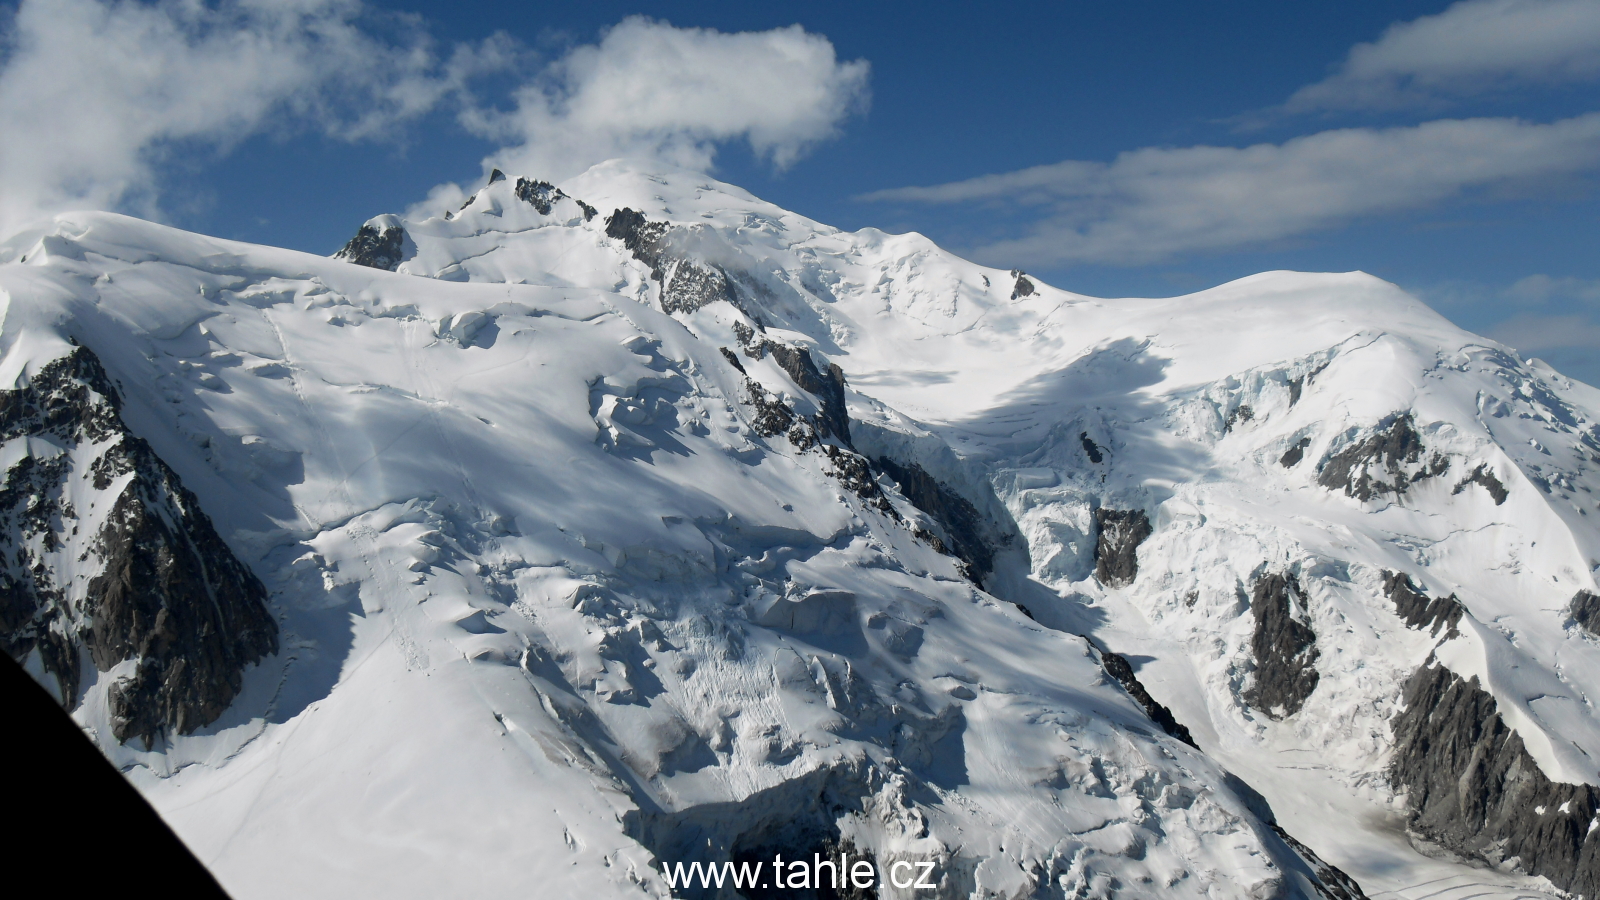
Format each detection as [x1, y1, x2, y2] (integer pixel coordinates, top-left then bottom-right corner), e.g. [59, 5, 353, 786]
[1285, 0, 1600, 113]
[0, 0, 503, 240]
[1505, 273, 1600, 304]
[862, 114, 1600, 267]
[465, 17, 870, 184]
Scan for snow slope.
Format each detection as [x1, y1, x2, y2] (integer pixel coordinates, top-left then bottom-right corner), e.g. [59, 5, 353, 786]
[3, 160, 1599, 899]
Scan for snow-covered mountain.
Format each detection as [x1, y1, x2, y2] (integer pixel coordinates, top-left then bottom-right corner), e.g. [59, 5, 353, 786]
[3, 160, 1598, 900]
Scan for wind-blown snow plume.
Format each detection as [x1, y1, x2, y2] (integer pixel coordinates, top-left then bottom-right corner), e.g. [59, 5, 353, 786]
[0, 0, 497, 239]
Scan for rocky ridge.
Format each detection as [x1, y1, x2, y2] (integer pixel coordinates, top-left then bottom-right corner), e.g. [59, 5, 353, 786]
[0, 345, 277, 745]
[1391, 661, 1600, 897]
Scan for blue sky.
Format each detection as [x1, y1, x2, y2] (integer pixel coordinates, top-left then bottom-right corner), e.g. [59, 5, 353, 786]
[3, 1, 1599, 382]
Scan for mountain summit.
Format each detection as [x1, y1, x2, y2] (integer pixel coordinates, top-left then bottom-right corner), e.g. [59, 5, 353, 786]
[2, 160, 1597, 899]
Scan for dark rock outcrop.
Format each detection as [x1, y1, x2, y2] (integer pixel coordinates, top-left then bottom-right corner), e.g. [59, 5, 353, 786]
[821, 446, 897, 518]
[1391, 661, 1600, 897]
[1093, 508, 1151, 587]
[1269, 825, 1370, 900]
[1009, 270, 1035, 300]
[1224, 404, 1254, 432]
[0, 346, 277, 745]
[1099, 649, 1196, 747]
[513, 177, 563, 214]
[1219, 774, 1371, 900]
[1571, 590, 1600, 636]
[605, 207, 666, 261]
[1287, 376, 1305, 407]
[874, 457, 993, 581]
[1382, 571, 1464, 638]
[604, 207, 740, 314]
[660, 258, 738, 315]
[1452, 462, 1509, 505]
[744, 378, 795, 438]
[1079, 432, 1103, 464]
[765, 343, 850, 447]
[334, 220, 405, 271]
[512, 176, 595, 219]
[1280, 437, 1311, 468]
[1317, 414, 1448, 501]
[1243, 573, 1320, 719]
[737, 373, 891, 516]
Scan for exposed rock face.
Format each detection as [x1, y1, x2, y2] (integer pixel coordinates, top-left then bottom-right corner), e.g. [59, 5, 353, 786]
[1099, 649, 1196, 747]
[1224, 404, 1254, 432]
[1572, 590, 1600, 636]
[820, 446, 897, 518]
[744, 378, 795, 438]
[1079, 432, 1103, 464]
[659, 258, 738, 315]
[764, 343, 851, 447]
[1216, 773, 1371, 900]
[873, 457, 994, 581]
[604, 207, 666, 262]
[1391, 661, 1600, 897]
[737, 374, 893, 518]
[1280, 437, 1311, 468]
[513, 177, 563, 214]
[719, 346, 747, 374]
[1382, 571, 1464, 638]
[1452, 462, 1509, 505]
[605, 207, 740, 315]
[334, 219, 405, 271]
[1009, 269, 1035, 300]
[1268, 825, 1370, 900]
[1243, 573, 1320, 719]
[1316, 414, 1449, 501]
[512, 176, 596, 220]
[1093, 508, 1151, 587]
[0, 346, 277, 745]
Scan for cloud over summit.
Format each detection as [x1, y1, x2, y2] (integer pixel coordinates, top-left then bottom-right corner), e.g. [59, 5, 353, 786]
[471, 17, 870, 183]
[0, 4, 868, 239]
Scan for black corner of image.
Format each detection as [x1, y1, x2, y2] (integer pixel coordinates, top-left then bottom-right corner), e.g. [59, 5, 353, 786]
[0, 652, 233, 899]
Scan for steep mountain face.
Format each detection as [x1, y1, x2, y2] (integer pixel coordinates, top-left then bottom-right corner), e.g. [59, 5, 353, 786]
[1, 160, 1597, 900]
[0, 343, 277, 745]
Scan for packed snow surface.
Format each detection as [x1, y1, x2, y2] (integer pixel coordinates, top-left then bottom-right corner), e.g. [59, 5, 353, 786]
[3, 160, 1598, 899]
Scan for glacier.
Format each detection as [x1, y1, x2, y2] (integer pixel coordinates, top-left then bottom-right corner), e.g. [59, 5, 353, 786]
[2, 159, 1599, 899]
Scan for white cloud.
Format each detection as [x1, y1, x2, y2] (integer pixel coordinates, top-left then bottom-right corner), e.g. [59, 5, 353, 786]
[0, 0, 491, 239]
[1285, 0, 1600, 112]
[1505, 273, 1600, 304]
[862, 113, 1600, 267]
[466, 16, 870, 184]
